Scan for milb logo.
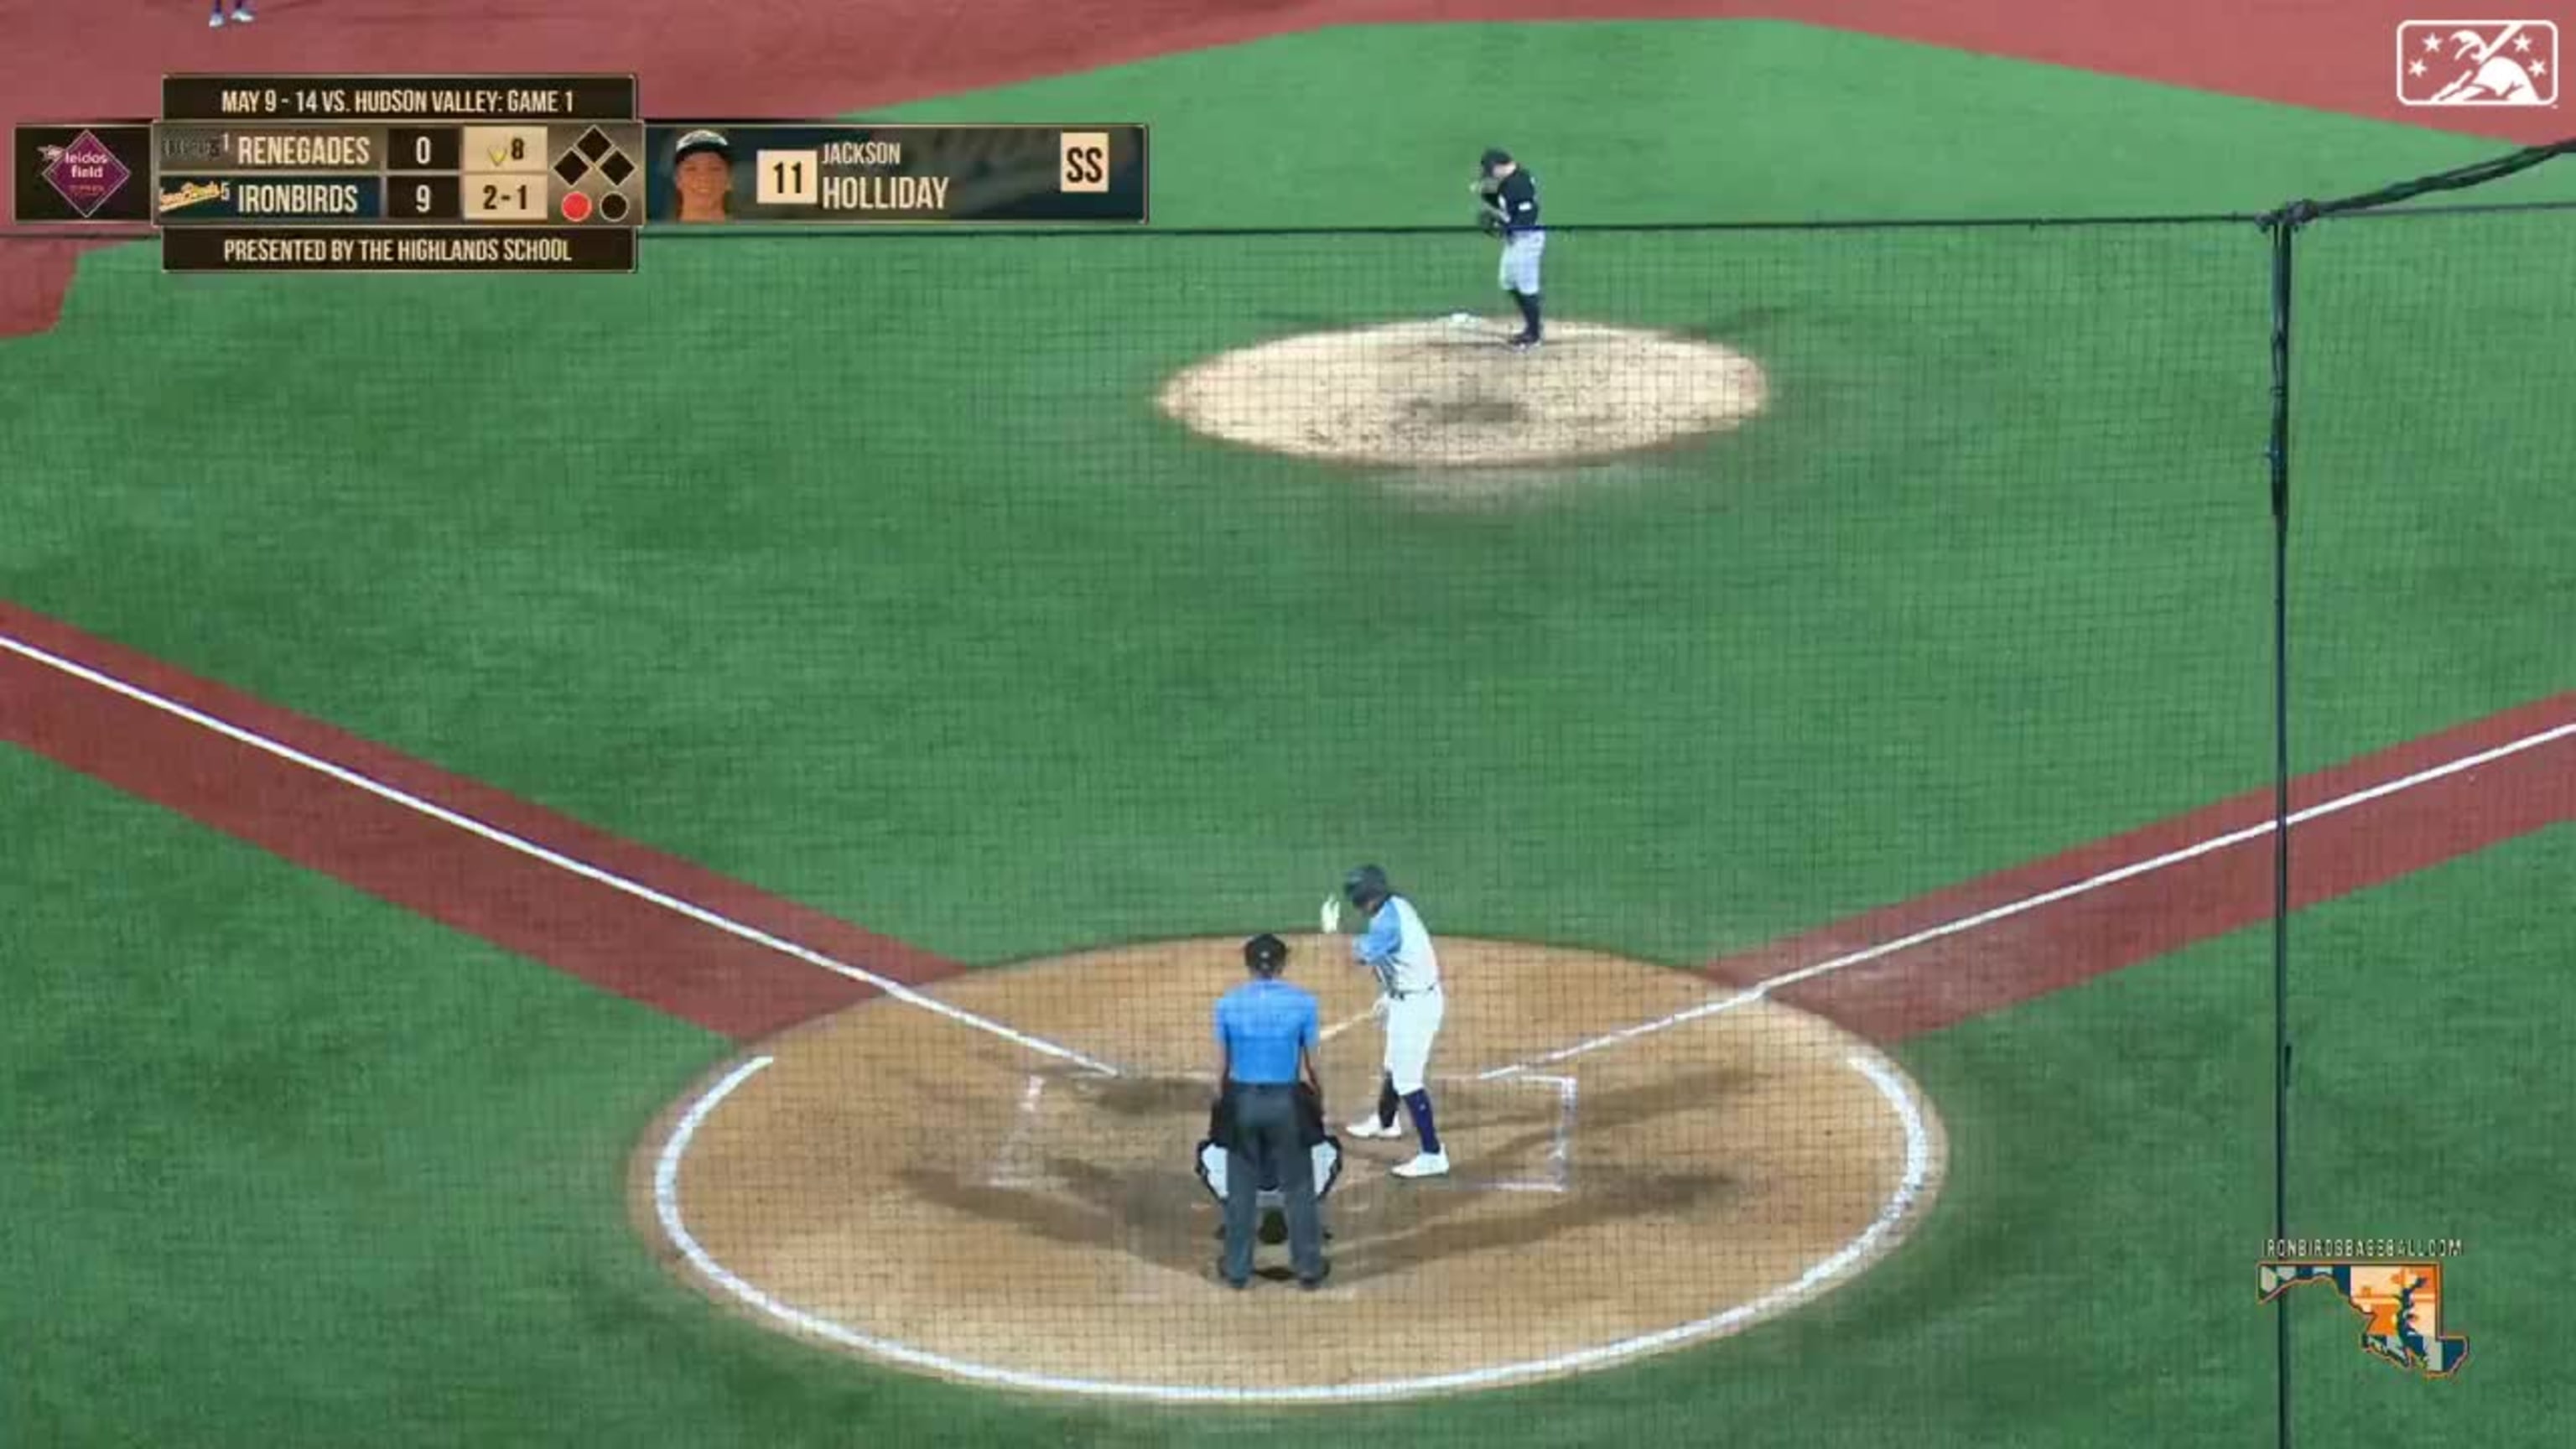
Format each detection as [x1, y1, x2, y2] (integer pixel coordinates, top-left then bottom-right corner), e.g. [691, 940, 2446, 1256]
[2396, 20, 2558, 106]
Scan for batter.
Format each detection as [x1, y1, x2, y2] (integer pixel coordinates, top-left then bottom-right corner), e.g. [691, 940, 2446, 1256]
[1335, 865, 1450, 1178]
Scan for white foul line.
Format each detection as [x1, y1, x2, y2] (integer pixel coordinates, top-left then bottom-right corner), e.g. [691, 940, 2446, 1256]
[1480, 717, 2576, 1081]
[14, 624, 2558, 1095]
[0, 631, 1119, 1078]
[653, 1046, 1940, 1403]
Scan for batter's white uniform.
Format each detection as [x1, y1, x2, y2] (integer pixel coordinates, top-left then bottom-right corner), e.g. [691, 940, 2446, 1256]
[1355, 895, 1443, 1093]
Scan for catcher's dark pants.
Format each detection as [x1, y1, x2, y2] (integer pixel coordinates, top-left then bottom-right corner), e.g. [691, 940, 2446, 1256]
[1222, 1083, 1324, 1285]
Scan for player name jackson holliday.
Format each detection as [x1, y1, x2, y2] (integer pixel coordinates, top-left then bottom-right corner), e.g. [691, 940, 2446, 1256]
[821, 141, 904, 166]
[821, 174, 950, 211]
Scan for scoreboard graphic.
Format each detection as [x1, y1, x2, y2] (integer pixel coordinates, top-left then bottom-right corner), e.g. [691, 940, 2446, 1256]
[10, 74, 1150, 274]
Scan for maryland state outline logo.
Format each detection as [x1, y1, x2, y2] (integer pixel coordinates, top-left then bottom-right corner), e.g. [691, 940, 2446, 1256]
[2260, 1261, 2470, 1377]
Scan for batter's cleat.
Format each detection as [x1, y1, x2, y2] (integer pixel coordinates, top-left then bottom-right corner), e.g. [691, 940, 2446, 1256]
[1391, 1150, 1451, 1179]
[209, 7, 226, 24]
[1346, 1116, 1401, 1140]
[1299, 1265, 1332, 1291]
[231, 1, 256, 21]
[1507, 333, 1541, 351]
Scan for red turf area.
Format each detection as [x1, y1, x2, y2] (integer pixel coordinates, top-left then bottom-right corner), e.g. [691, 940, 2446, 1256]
[2, 0, 2561, 335]
[3, 2, 2568, 1045]
[5, 602, 2569, 1043]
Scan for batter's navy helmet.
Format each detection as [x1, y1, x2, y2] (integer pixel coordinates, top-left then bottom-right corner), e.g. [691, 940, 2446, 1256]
[1244, 932, 1290, 976]
[1343, 865, 1392, 908]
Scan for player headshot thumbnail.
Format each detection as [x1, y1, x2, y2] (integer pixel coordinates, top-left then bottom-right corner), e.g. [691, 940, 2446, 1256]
[670, 129, 734, 223]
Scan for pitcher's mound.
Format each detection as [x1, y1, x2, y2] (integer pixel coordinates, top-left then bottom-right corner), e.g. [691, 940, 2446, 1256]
[1156, 319, 1769, 477]
[634, 937, 1943, 1405]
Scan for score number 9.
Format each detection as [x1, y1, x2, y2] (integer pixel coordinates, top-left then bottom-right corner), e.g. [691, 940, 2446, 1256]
[392, 173, 460, 220]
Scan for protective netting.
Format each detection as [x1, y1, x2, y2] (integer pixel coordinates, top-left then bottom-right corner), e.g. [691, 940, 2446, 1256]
[1, 162, 2568, 1446]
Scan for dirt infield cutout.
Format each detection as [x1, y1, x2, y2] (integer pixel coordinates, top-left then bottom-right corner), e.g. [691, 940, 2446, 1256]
[633, 937, 1944, 1404]
[1156, 319, 1770, 496]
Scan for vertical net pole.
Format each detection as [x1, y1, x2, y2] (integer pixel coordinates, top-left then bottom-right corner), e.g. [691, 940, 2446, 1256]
[2262, 201, 2304, 1449]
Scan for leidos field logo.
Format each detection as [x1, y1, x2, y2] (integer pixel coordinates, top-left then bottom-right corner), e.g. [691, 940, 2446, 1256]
[2397, 20, 2558, 106]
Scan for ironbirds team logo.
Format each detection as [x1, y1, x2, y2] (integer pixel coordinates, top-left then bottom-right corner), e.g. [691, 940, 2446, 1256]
[2396, 20, 2558, 106]
[2260, 1261, 2471, 1377]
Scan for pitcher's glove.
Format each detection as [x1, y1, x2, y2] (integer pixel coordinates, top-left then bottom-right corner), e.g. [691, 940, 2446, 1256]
[1478, 210, 1505, 236]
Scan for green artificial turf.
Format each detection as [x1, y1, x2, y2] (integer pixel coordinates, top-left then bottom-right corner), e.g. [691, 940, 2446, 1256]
[13, 742, 2554, 1446]
[2275, 824, 2572, 1439]
[6, 26, 2567, 965]
[2286, 204, 2576, 767]
[2, 18, 2568, 1448]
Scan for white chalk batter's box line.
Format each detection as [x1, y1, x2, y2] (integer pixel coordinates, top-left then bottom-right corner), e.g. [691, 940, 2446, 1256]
[988, 1071, 1580, 1195]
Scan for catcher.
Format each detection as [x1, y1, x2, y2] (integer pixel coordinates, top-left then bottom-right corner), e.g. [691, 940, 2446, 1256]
[1471, 147, 1545, 351]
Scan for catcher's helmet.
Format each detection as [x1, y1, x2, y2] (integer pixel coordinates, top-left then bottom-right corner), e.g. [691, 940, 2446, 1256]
[1479, 148, 1513, 174]
[1343, 864, 1392, 908]
[1244, 932, 1290, 976]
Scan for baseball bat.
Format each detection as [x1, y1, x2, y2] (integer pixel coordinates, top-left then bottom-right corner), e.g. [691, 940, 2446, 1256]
[2473, 22, 2525, 65]
[2428, 23, 2523, 101]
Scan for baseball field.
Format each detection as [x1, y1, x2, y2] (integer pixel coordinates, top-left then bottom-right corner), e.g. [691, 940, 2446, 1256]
[4, 1, 2573, 1444]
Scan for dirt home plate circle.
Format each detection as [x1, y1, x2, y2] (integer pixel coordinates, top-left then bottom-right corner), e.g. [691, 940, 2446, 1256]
[632, 937, 1946, 1403]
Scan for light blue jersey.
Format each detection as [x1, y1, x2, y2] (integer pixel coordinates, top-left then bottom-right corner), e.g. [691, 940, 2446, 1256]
[1353, 896, 1441, 995]
[1214, 979, 1318, 1085]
